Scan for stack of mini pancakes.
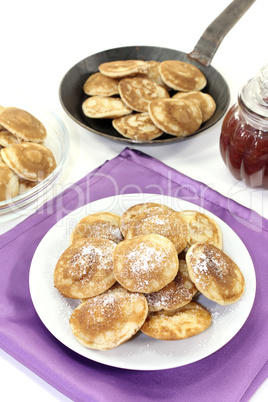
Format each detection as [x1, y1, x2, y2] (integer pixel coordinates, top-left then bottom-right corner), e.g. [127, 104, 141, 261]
[54, 203, 245, 350]
[0, 106, 56, 202]
[82, 59, 216, 141]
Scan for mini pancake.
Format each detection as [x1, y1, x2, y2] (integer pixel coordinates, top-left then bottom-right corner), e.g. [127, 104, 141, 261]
[1, 142, 56, 182]
[159, 60, 207, 91]
[99, 60, 148, 78]
[138, 61, 170, 89]
[0, 107, 47, 142]
[0, 162, 19, 201]
[112, 112, 163, 141]
[124, 209, 189, 254]
[0, 130, 21, 147]
[145, 260, 197, 311]
[19, 178, 37, 194]
[148, 98, 202, 137]
[120, 202, 175, 237]
[180, 210, 222, 251]
[141, 301, 211, 340]
[71, 212, 123, 244]
[186, 243, 245, 305]
[69, 285, 148, 350]
[113, 233, 179, 293]
[54, 237, 117, 299]
[83, 72, 119, 96]
[82, 96, 132, 119]
[118, 77, 169, 112]
[172, 91, 216, 122]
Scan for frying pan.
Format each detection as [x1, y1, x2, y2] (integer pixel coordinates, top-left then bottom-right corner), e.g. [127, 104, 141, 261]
[59, 0, 256, 145]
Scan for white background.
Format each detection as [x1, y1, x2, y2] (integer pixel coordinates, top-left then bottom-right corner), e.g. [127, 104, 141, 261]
[0, 0, 267, 400]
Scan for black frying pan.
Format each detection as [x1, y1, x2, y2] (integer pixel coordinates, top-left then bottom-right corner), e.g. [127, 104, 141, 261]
[59, 0, 255, 145]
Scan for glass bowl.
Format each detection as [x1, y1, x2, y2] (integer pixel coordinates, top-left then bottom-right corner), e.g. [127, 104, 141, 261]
[0, 107, 70, 222]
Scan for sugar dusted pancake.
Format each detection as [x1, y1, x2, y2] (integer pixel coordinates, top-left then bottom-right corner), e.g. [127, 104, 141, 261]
[186, 243, 245, 305]
[125, 209, 189, 254]
[1, 142, 56, 181]
[54, 237, 117, 299]
[180, 210, 222, 251]
[71, 212, 123, 244]
[148, 98, 202, 137]
[118, 77, 169, 112]
[99, 60, 148, 78]
[0, 130, 21, 147]
[145, 260, 197, 311]
[83, 72, 119, 96]
[172, 91, 216, 122]
[82, 96, 132, 118]
[113, 234, 179, 293]
[159, 60, 207, 91]
[141, 301, 211, 340]
[120, 202, 175, 237]
[0, 107, 47, 142]
[69, 285, 148, 350]
[112, 112, 163, 141]
[0, 162, 19, 201]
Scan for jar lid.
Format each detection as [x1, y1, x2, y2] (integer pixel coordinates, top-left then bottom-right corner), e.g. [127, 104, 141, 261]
[240, 64, 268, 118]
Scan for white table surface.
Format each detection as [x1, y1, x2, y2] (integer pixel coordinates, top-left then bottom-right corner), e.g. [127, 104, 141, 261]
[0, 0, 267, 400]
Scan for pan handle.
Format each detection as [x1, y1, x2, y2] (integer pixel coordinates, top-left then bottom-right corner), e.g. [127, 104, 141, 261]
[188, 0, 256, 66]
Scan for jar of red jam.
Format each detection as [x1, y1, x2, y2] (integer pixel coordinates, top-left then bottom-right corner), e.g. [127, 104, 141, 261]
[220, 64, 268, 188]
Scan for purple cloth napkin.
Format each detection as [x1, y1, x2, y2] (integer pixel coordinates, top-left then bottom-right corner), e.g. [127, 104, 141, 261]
[0, 148, 267, 402]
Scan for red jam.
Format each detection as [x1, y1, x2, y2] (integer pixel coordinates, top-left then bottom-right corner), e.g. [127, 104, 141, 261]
[220, 66, 268, 189]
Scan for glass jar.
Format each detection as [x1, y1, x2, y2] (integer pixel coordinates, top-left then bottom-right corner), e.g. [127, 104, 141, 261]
[220, 64, 268, 188]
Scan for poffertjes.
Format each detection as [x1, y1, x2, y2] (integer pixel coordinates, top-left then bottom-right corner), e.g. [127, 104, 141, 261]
[71, 212, 123, 244]
[120, 202, 175, 237]
[0, 107, 47, 142]
[141, 301, 211, 340]
[186, 243, 245, 305]
[1, 142, 56, 182]
[54, 237, 117, 299]
[145, 260, 197, 312]
[113, 233, 179, 293]
[159, 60, 207, 91]
[112, 112, 163, 141]
[69, 285, 148, 350]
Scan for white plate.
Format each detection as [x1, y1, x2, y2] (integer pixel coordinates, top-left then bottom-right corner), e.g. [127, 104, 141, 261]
[29, 193, 256, 371]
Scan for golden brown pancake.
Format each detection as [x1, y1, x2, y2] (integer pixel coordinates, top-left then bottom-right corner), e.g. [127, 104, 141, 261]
[148, 98, 202, 137]
[138, 61, 170, 89]
[124, 209, 189, 254]
[120, 202, 175, 237]
[141, 301, 211, 340]
[159, 60, 207, 91]
[0, 107, 47, 142]
[118, 77, 169, 112]
[180, 210, 223, 251]
[83, 72, 119, 96]
[71, 212, 123, 244]
[19, 178, 37, 194]
[112, 112, 163, 141]
[172, 91, 216, 122]
[69, 285, 148, 350]
[54, 237, 117, 299]
[99, 60, 148, 78]
[186, 243, 245, 305]
[82, 96, 132, 118]
[113, 234, 179, 293]
[0, 130, 21, 147]
[145, 260, 197, 311]
[0, 162, 19, 201]
[1, 142, 56, 182]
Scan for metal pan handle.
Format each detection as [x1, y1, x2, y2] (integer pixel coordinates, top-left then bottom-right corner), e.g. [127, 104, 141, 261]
[188, 0, 256, 66]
